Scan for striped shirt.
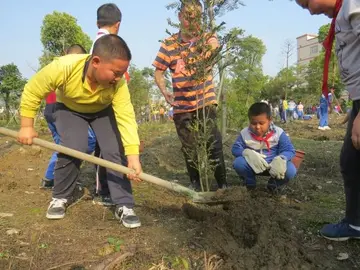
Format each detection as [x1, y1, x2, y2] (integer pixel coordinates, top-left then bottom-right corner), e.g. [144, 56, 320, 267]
[153, 33, 217, 114]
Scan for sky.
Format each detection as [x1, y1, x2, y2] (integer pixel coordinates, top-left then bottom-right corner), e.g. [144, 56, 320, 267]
[0, 0, 330, 79]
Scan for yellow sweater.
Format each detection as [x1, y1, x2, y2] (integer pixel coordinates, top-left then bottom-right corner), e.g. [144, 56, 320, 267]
[20, 54, 139, 155]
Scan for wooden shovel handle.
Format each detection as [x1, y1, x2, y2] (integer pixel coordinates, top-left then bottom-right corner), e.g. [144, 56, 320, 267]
[0, 127, 196, 197]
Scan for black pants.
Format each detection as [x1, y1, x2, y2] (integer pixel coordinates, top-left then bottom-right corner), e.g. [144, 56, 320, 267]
[173, 105, 227, 188]
[94, 143, 109, 196]
[53, 103, 133, 207]
[341, 100, 360, 226]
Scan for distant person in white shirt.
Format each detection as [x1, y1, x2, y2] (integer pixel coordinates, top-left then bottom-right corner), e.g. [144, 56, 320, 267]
[287, 99, 296, 121]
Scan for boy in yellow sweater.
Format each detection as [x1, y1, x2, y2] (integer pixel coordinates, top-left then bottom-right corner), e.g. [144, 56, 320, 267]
[18, 34, 141, 228]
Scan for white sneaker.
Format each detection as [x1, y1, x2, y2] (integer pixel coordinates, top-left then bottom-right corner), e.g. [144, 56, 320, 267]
[324, 126, 331, 130]
[318, 126, 325, 131]
[46, 198, 67, 219]
[115, 206, 141, 228]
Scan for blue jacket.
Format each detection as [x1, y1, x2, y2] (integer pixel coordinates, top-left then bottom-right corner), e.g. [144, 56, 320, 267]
[232, 124, 296, 164]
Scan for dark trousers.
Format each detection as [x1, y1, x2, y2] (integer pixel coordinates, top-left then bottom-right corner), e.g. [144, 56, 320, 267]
[94, 143, 109, 196]
[341, 100, 360, 226]
[173, 105, 227, 188]
[53, 103, 133, 207]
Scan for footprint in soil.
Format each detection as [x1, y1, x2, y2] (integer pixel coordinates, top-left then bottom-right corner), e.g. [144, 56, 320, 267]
[7, 182, 17, 190]
[228, 219, 260, 249]
[314, 136, 329, 141]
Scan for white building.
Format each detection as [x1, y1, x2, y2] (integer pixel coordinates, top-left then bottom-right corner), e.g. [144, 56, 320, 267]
[297, 34, 322, 66]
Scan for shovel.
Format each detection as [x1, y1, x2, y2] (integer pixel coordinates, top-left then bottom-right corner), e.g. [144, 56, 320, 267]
[0, 127, 216, 203]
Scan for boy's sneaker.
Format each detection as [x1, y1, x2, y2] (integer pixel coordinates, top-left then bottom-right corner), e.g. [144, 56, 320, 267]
[324, 126, 331, 130]
[92, 195, 115, 207]
[318, 126, 325, 131]
[46, 198, 67, 220]
[115, 206, 141, 228]
[40, 178, 54, 190]
[320, 220, 360, 241]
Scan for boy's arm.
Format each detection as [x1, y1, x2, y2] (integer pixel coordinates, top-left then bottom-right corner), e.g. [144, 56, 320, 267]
[153, 43, 176, 106]
[112, 80, 140, 156]
[20, 59, 64, 119]
[231, 134, 246, 157]
[277, 132, 296, 161]
[18, 59, 65, 145]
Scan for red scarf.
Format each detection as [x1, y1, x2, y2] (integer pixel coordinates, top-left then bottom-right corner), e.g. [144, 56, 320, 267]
[124, 71, 130, 83]
[322, 0, 343, 98]
[250, 130, 275, 152]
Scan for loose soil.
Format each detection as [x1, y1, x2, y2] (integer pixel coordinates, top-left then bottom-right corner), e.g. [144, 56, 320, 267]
[0, 116, 359, 270]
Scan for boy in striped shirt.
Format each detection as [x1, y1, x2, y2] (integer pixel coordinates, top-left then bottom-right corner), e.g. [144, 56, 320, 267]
[153, 0, 227, 191]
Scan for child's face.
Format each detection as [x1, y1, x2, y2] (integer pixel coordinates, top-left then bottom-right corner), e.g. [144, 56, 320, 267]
[91, 57, 129, 88]
[296, 0, 337, 18]
[249, 113, 271, 137]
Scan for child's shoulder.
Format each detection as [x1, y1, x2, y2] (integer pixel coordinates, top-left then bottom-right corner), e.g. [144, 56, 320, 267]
[239, 127, 249, 137]
[54, 54, 90, 66]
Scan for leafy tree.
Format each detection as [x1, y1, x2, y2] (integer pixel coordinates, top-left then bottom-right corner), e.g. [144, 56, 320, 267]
[39, 11, 92, 67]
[226, 35, 267, 128]
[127, 66, 152, 119]
[318, 23, 330, 43]
[0, 64, 27, 121]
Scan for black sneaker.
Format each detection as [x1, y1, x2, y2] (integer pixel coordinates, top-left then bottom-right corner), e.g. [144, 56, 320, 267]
[92, 195, 115, 207]
[40, 178, 54, 190]
[114, 206, 141, 228]
[46, 198, 67, 219]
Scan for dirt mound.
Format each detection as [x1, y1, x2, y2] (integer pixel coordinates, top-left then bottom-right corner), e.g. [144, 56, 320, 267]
[183, 188, 316, 269]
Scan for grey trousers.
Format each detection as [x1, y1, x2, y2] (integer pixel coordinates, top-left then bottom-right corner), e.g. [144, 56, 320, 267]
[53, 103, 134, 207]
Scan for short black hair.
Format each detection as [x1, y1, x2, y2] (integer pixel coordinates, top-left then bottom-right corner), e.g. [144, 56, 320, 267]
[248, 102, 272, 119]
[92, 34, 131, 61]
[66, 44, 87, 55]
[180, 0, 202, 12]
[97, 3, 122, 28]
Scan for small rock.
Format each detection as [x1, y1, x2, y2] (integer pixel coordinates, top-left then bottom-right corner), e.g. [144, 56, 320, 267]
[337, 252, 349, 261]
[5, 141, 8, 144]
[25, 191, 34, 195]
[19, 241, 30, 246]
[294, 199, 302, 204]
[297, 230, 304, 234]
[311, 244, 321, 250]
[291, 225, 297, 230]
[17, 252, 27, 258]
[327, 245, 333, 251]
[317, 185, 323, 190]
[27, 168, 34, 171]
[6, 229, 20, 235]
[326, 181, 333, 184]
[0, 213, 13, 218]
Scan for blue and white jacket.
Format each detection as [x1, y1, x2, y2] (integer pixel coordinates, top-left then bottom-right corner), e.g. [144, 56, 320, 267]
[232, 124, 295, 164]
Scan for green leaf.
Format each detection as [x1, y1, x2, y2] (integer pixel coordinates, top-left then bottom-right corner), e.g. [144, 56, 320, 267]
[107, 237, 115, 245]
